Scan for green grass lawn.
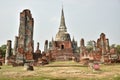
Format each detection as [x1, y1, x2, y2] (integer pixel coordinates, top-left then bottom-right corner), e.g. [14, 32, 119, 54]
[0, 61, 120, 80]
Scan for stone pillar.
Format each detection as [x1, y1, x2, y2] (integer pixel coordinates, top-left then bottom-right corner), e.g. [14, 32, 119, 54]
[44, 40, 48, 53]
[100, 33, 106, 55]
[5, 40, 12, 65]
[100, 33, 106, 63]
[97, 39, 100, 48]
[101, 39, 105, 55]
[37, 42, 39, 50]
[80, 38, 85, 47]
[72, 37, 77, 50]
[13, 36, 18, 55]
[80, 38, 85, 54]
[92, 41, 96, 51]
[34, 42, 41, 54]
[106, 39, 110, 52]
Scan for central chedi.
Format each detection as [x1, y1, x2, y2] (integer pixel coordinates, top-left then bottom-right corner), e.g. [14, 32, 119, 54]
[55, 8, 71, 41]
[44, 8, 78, 61]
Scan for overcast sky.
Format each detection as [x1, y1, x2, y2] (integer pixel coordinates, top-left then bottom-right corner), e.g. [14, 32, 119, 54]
[0, 0, 120, 51]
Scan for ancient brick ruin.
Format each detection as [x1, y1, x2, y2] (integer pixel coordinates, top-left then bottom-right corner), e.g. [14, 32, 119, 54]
[39, 8, 119, 64]
[0, 8, 119, 66]
[12, 9, 119, 65]
[14, 9, 34, 64]
[80, 33, 119, 64]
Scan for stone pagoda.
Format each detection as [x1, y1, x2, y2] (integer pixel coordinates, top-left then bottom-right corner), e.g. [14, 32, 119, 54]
[44, 8, 78, 61]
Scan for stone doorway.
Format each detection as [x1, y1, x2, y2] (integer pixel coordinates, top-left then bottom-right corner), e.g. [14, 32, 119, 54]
[61, 45, 64, 49]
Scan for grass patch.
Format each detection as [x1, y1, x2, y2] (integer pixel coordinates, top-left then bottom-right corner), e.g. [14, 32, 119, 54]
[0, 61, 120, 80]
[45, 61, 87, 67]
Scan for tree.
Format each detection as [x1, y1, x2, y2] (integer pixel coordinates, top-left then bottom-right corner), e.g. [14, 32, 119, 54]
[110, 44, 116, 48]
[86, 40, 93, 52]
[116, 45, 120, 54]
[0, 44, 6, 57]
[110, 44, 120, 55]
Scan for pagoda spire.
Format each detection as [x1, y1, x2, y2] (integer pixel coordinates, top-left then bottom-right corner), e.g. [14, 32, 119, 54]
[55, 7, 71, 41]
[59, 7, 67, 32]
[72, 36, 75, 42]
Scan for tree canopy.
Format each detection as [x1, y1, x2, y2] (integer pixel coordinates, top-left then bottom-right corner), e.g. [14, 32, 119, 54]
[116, 45, 120, 54]
[86, 40, 93, 52]
[0, 44, 6, 57]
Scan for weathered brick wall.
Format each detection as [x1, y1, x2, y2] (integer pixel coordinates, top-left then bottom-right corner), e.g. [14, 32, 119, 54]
[14, 9, 34, 63]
